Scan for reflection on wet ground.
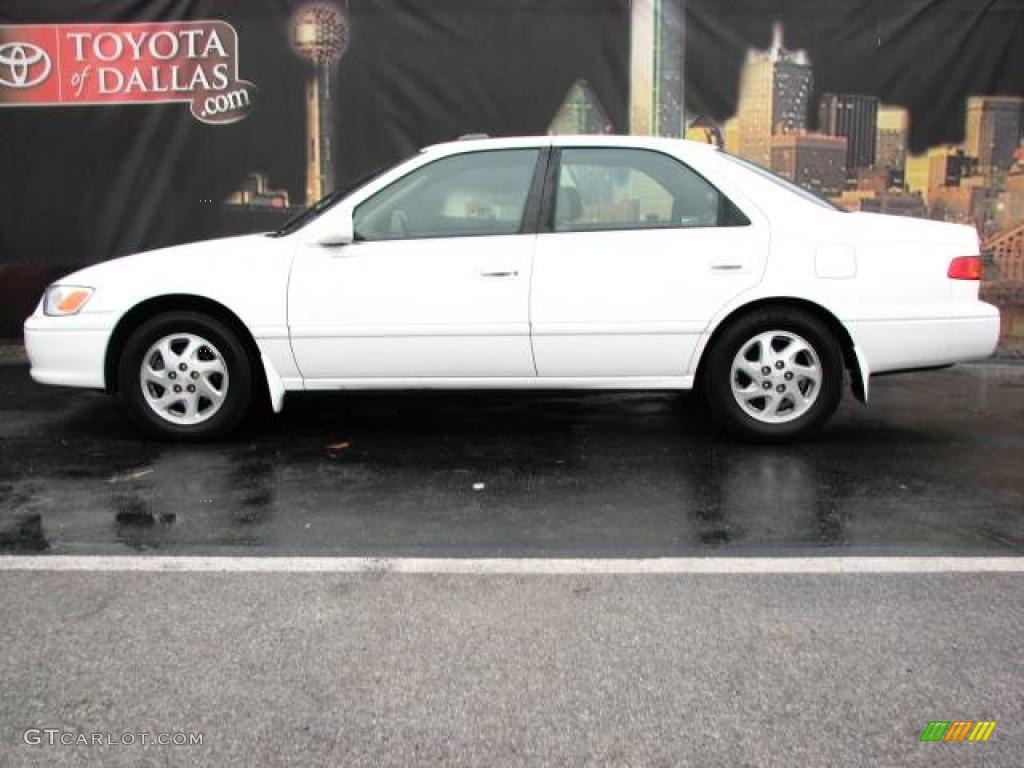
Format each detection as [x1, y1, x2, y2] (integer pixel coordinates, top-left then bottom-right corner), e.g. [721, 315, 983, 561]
[0, 363, 1022, 556]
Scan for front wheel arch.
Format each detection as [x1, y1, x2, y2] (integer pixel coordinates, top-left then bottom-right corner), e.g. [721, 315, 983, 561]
[104, 295, 268, 405]
[694, 297, 864, 401]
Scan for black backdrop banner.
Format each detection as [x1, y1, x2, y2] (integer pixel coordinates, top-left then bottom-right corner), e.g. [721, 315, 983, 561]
[2, 0, 1023, 350]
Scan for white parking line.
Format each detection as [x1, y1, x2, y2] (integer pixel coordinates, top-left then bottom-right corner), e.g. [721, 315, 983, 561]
[1, 556, 1023, 574]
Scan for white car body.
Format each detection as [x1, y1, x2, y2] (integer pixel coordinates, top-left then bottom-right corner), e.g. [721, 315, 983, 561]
[25, 135, 999, 423]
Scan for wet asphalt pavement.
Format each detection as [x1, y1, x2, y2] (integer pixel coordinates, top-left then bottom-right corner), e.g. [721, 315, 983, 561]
[1, 361, 1023, 767]
[0, 362, 1022, 556]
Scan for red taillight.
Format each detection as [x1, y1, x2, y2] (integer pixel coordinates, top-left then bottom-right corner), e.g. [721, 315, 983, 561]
[948, 255, 982, 280]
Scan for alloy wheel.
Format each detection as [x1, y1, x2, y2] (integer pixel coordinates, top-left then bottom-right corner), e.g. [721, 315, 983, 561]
[140, 333, 229, 425]
[729, 330, 822, 424]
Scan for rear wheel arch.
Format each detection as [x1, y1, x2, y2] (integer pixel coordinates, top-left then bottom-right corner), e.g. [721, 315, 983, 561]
[104, 295, 268, 402]
[695, 297, 864, 400]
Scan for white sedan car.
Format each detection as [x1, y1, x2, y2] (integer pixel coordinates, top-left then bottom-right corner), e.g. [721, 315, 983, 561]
[25, 135, 999, 441]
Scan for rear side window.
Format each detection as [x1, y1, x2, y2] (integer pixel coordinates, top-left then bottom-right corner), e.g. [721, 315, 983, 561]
[552, 147, 748, 232]
[354, 149, 540, 241]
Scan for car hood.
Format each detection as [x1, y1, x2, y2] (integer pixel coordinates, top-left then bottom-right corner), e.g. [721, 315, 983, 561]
[42, 232, 293, 319]
[56, 234, 273, 286]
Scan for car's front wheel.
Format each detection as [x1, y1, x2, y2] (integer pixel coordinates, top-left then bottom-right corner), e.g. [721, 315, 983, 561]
[703, 308, 844, 442]
[118, 311, 253, 440]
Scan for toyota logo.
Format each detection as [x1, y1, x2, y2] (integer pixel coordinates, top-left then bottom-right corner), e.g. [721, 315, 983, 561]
[0, 42, 52, 89]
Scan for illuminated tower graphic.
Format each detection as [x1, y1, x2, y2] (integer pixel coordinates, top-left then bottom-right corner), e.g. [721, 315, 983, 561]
[630, 0, 685, 137]
[290, 3, 349, 205]
[734, 22, 812, 167]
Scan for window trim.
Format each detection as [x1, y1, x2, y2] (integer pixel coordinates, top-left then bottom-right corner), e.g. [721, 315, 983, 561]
[351, 147, 549, 243]
[521, 146, 553, 234]
[538, 146, 751, 235]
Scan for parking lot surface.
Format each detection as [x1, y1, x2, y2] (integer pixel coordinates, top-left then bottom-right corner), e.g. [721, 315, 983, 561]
[1, 362, 1022, 766]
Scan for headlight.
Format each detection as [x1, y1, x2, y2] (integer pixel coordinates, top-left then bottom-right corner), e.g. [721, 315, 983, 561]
[43, 285, 95, 316]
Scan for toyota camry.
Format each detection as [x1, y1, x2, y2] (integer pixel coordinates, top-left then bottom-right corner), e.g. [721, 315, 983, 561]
[24, 135, 1000, 441]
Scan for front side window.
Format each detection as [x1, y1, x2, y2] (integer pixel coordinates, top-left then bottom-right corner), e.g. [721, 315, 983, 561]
[271, 155, 413, 237]
[354, 149, 539, 241]
[553, 148, 746, 232]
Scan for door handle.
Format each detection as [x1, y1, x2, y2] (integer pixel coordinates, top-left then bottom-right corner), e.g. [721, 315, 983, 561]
[710, 263, 743, 271]
[479, 270, 519, 278]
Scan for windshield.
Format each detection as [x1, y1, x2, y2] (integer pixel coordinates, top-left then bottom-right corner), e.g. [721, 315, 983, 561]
[269, 155, 414, 237]
[717, 151, 846, 212]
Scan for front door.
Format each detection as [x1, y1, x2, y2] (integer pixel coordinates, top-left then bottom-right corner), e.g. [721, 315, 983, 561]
[288, 147, 543, 381]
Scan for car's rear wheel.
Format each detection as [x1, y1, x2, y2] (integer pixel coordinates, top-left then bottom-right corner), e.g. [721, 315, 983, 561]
[118, 311, 253, 440]
[703, 308, 844, 442]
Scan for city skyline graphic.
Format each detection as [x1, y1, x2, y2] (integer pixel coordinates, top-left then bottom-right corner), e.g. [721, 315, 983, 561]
[222, 6, 1023, 353]
[5, 1, 1022, 344]
[561, 13, 1024, 319]
[712, 22, 1024, 303]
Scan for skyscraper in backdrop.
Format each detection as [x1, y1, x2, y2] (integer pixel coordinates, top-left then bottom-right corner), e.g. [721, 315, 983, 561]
[734, 22, 813, 166]
[629, 0, 685, 137]
[964, 96, 1024, 176]
[876, 105, 909, 173]
[819, 93, 878, 177]
[548, 80, 613, 135]
[769, 134, 847, 197]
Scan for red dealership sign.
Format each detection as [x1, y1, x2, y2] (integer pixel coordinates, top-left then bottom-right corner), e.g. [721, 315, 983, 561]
[0, 21, 256, 124]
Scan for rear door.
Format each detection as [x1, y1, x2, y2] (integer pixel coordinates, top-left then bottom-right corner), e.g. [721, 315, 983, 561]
[530, 146, 768, 378]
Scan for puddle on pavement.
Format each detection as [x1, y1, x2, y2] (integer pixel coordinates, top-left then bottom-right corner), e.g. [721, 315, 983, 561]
[114, 495, 176, 526]
[0, 513, 49, 552]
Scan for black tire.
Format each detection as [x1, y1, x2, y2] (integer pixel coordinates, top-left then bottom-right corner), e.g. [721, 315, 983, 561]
[702, 307, 844, 443]
[118, 311, 253, 441]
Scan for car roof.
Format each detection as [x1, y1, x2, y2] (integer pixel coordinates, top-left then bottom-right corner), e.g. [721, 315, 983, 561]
[421, 134, 721, 157]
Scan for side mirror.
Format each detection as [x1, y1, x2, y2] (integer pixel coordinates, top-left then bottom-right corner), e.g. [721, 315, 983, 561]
[313, 216, 354, 247]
